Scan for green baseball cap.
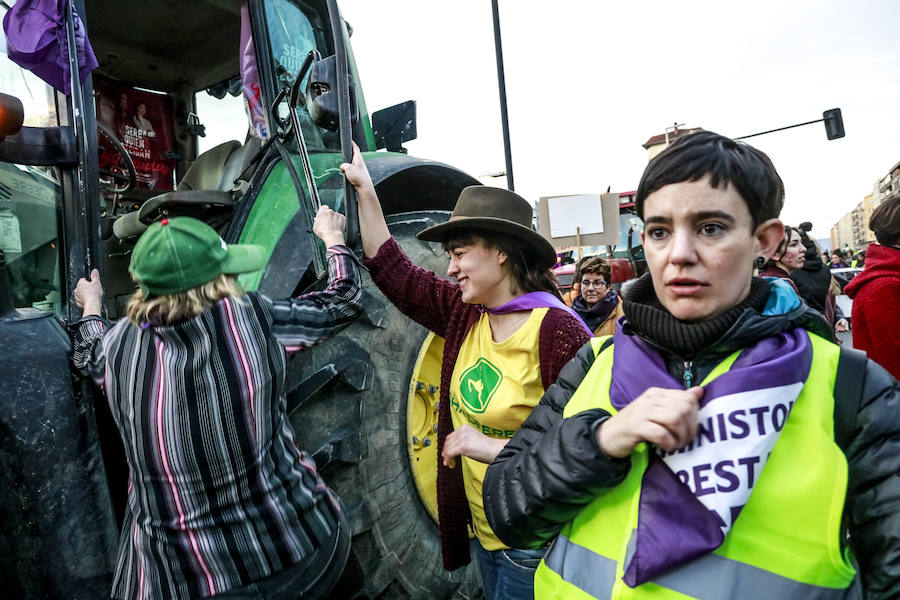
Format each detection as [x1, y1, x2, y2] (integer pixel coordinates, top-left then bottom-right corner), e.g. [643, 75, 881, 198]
[129, 217, 266, 297]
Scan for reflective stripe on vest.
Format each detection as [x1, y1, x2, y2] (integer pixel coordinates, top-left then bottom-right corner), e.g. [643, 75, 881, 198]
[543, 534, 617, 599]
[537, 332, 858, 599]
[544, 533, 862, 600]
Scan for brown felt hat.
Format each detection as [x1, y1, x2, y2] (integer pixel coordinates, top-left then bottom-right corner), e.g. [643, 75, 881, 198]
[417, 186, 557, 269]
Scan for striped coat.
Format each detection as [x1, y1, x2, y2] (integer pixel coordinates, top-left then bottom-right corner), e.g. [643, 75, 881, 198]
[72, 246, 362, 599]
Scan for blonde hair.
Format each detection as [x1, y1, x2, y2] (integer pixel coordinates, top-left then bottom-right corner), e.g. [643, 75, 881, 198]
[126, 274, 244, 326]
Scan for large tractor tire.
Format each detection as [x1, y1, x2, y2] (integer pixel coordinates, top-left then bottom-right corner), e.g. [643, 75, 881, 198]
[283, 211, 483, 600]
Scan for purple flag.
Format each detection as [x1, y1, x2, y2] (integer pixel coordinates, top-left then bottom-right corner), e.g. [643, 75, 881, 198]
[239, 1, 267, 139]
[3, 0, 98, 95]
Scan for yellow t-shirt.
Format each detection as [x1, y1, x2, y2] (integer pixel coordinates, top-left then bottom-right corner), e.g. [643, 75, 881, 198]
[449, 307, 548, 550]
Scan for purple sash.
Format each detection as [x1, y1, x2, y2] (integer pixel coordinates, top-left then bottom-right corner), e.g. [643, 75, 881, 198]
[610, 323, 813, 586]
[482, 291, 592, 334]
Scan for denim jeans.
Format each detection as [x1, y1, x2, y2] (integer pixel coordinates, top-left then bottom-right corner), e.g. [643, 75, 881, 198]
[471, 539, 546, 600]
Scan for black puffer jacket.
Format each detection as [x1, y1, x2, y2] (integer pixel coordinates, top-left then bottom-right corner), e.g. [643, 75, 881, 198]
[483, 284, 900, 598]
[790, 245, 832, 315]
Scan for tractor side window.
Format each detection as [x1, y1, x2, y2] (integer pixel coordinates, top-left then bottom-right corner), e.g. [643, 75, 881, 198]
[263, 0, 338, 153]
[616, 212, 644, 259]
[0, 18, 64, 313]
[196, 89, 248, 155]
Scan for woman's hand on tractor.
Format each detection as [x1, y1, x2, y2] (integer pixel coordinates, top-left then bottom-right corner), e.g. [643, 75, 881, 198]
[74, 269, 104, 317]
[340, 142, 375, 194]
[442, 424, 509, 468]
[312, 205, 347, 248]
[597, 386, 703, 458]
[342, 141, 391, 258]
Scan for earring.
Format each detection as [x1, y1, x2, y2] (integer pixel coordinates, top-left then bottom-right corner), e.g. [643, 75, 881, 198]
[754, 256, 767, 269]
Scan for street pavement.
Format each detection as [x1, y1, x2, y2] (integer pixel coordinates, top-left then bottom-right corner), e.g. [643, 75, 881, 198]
[835, 292, 854, 349]
[836, 329, 853, 348]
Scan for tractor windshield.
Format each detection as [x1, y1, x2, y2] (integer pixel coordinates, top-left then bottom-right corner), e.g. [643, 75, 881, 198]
[262, 0, 340, 154]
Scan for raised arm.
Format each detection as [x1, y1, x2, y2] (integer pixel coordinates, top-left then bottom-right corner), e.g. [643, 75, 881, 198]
[340, 142, 390, 259]
[270, 206, 363, 350]
[71, 269, 109, 387]
[340, 143, 462, 337]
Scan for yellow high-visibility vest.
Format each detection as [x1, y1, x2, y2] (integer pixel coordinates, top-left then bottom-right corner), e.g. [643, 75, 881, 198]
[535, 333, 859, 599]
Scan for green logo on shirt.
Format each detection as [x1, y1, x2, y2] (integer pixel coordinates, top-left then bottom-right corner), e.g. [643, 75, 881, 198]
[459, 358, 503, 414]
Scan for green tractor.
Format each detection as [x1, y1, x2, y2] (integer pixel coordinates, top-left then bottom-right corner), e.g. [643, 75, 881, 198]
[0, 0, 481, 597]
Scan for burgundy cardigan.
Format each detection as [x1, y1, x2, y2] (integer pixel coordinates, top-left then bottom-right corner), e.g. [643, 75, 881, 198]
[364, 237, 591, 570]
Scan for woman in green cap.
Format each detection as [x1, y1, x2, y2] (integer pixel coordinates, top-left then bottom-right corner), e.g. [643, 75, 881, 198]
[71, 207, 362, 600]
[340, 144, 591, 600]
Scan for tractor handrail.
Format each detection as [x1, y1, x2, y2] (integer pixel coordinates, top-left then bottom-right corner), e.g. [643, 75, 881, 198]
[325, 0, 358, 248]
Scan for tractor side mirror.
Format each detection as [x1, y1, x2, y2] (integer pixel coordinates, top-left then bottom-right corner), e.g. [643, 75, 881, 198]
[0, 93, 25, 142]
[305, 54, 358, 132]
[372, 100, 417, 153]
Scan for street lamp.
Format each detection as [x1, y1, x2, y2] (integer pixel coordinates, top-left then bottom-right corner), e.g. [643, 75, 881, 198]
[491, 0, 515, 191]
[735, 108, 845, 141]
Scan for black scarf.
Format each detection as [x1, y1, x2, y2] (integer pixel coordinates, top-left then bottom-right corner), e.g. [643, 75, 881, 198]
[622, 273, 770, 359]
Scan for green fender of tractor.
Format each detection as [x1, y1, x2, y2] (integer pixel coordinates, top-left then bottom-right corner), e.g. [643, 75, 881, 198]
[364, 152, 479, 215]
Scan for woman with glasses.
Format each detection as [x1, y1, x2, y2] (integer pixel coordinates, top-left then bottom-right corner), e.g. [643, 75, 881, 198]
[569, 256, 624, 337]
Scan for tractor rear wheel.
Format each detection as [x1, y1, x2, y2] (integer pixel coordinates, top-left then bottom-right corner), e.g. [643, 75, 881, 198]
[284, 211, 483, 600]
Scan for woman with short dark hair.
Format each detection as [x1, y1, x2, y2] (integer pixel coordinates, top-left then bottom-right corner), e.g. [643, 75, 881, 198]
[570, 256, 624, 337]
[484, 131, 900, 599]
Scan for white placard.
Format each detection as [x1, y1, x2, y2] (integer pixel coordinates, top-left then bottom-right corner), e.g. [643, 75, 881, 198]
[0, 210, 22, 253]
[548, 194, 604, 238]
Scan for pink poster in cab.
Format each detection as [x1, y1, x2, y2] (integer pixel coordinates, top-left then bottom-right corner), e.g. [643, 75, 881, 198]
[94, 75, 175, 191]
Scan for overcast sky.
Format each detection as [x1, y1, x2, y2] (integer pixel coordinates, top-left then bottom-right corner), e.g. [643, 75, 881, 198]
[339, 0, 900, 240]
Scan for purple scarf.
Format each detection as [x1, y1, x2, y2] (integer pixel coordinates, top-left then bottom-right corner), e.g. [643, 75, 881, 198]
[572, 290, 620, 332]
[610, 323, 813, 586]
[482, 291, 592, 334]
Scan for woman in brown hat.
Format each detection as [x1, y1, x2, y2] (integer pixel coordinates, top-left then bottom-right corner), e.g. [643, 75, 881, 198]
[341, 145, 591, 599]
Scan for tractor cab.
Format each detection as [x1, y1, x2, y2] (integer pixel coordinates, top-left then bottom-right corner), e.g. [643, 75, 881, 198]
[1, 0, 360, 321]
[85, 0, 355, 320]
[1, 0, 474, 320]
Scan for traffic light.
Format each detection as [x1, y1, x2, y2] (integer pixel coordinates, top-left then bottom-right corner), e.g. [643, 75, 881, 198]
[823, 108, 845, 140]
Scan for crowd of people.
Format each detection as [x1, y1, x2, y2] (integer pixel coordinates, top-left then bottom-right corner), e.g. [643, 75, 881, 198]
[826, 247, 866, 269]
[71, 131, 900, 600]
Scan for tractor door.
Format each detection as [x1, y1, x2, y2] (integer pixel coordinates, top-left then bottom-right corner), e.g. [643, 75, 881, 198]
[228, 0, 360, 297]
[0, 3, 100, 322]
[0, 4, 119, 597]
